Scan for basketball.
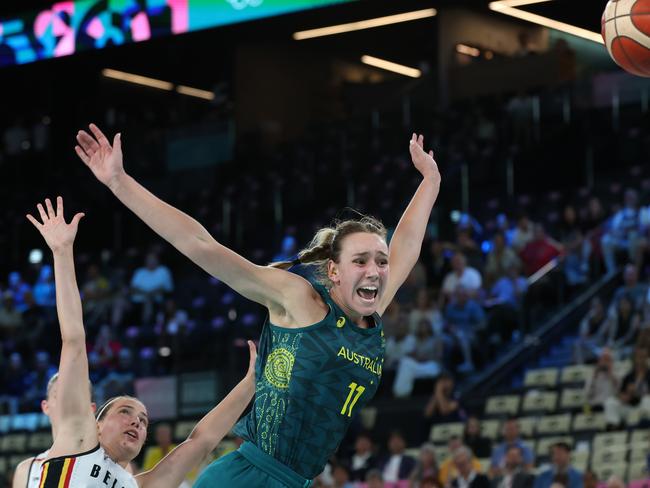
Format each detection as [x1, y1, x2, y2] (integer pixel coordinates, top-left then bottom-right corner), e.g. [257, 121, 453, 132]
[602, 0, 650, 77]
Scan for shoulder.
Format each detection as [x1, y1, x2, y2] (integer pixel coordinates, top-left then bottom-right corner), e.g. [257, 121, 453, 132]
[12, 456, 33, 482]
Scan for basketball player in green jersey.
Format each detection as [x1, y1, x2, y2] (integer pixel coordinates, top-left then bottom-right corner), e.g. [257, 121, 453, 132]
[75, 126, 441, 487]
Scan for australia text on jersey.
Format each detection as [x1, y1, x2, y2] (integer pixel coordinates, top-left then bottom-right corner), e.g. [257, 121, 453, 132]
[336, 346, 382, 377]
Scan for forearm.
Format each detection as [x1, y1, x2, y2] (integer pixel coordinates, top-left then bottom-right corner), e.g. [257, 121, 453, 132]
[390, 176, 441, 264]
[53, 248, 85, 343]
[111, 172, 214, 257]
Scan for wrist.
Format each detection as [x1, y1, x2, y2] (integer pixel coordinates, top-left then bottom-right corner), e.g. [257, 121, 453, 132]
[108, 171, 129, 193]
[52, 246, 74, 259]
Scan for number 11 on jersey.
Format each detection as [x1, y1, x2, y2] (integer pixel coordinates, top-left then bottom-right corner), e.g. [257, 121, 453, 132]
[341, 382, 365, 417]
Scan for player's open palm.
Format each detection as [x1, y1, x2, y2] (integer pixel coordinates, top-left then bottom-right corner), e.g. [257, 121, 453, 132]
[75, 123, 124, 188]
[409, 132, 440, 182]
[26, 197, 84, 253]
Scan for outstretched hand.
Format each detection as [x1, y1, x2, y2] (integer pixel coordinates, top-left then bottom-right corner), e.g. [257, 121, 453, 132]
[26, 197, 84, 253]
[409, 133, 440, 181]
[75, 123, 125, 189]
[245, 340, 258, 382]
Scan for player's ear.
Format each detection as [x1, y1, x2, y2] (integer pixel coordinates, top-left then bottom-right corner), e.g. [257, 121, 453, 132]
[327, 259, 340, 284]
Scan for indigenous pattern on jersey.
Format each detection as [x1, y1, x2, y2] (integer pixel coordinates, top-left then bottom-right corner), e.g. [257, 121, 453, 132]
[27, 449, 49, 488]
[39, 445, 138, 488]
[234, 283, 385, 479]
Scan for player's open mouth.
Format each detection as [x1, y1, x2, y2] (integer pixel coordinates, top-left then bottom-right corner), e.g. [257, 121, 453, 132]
[124, 430, 138, 441]
[357, 286, 378, 302]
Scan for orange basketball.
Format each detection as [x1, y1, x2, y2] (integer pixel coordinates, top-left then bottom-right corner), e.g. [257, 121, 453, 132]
[602, 0, 650, 77]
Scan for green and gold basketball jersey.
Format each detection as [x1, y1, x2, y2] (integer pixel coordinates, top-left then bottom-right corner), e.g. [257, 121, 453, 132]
[233, 283, 385, 479]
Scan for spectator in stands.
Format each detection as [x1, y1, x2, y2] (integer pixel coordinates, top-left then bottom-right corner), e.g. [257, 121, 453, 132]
[463, 416, 492, 458]
[385, 316, 416, 370]
[456, 226, 483, 272]
[408, 443, 439, 487]
[410, 288, 444, 336]
[90, 323, 123, 368]
[32, 264, 56, 310]
[441, 252, 482, 305]
[533, 442, 582, 488]
[439, 436, 482, 486]
[512, 215, 534, 252]
[393, 318, 442, 397]
[519, 224, 563, 277]
[484, 263, 527, 345]
[612, 264, 647, 310]
[81, 263, 112, 328]
[601, 188, 644, 273]
[143, 423, 177, 472]
[423, 373, 463, 437]
[21, 290, 47, 354]
[424, 239, 451, 290]
[559, 205, 590, 288]
[349, 432, 377, 482]
[491, 446, 534, 488]
[584, 348, 619, 409]
[366, 469, 385, 488]
[490, 418, 534, 477]
[23, 350, 57, 411]
[332, 463, 355, 488]
[484, 232, 521, 287]
[605, 476, 624, 488]
[378, 431, 417, 482]
[0, 352, 28, 414]
[574, 297, 607, 364]
[604, 346, 650, 428]
[95, 347, 135, 403]
[450, 446, 490, 488]
[0, 290, 24, 341]
[444, 287, 486, 371]
[7, 271, 31, 312]
[130, 252, 173, 325]
[601, 293, 641, 355]
[582, 470, 597, 488]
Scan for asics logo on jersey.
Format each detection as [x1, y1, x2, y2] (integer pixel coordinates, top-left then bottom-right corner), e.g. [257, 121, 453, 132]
[336, 317, 346, 328]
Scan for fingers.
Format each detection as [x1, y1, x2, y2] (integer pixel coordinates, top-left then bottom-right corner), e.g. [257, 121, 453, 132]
[75, 145, 91, 165]
[418, 134, 424, 149]
[88, 123, 111, 149]
[45, 198, 56, 219]
[56, 196, 63, 216]
[26, 214, 42, 229]
[37, 203, 48, 223]
[112, 133, 122, 152]
[429, 150, 434, 158]
[77, 130, 100, 153]
[70, 212, 85, 228]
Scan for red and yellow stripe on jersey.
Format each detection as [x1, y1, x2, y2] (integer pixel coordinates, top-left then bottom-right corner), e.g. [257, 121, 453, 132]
[39, 456, 76, 488]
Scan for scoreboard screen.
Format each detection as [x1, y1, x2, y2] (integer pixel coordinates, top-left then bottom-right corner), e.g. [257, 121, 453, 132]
[0, 0, 353, 68]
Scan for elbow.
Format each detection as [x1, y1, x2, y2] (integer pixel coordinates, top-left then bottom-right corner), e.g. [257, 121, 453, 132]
[61, 334, 86, 348]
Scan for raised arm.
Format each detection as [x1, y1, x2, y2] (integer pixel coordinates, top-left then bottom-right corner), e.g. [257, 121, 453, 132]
[26, 198, 97, 453]
[136, 341, 257, 488]
[378, 133, 441, 315]
[75, 125, 310, 313]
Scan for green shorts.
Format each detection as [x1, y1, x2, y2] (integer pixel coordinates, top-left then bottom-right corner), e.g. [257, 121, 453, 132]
[193, 442, 313, 488]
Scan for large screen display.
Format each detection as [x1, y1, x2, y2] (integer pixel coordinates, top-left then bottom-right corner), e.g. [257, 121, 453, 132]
[0, 0, 352, 68]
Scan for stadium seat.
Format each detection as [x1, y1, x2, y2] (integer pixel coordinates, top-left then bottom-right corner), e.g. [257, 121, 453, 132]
[480, 419, 501, 440]
[27, 431, 52, 452]
[626, 407, 642, 427]
[478, 458, 491, 470]
[572, 412, 606, 432]
[405, 447, 420, 459]
[631, 429, 650, 446]
[535, 436, 574, 456]
[524, 368, 559, 388]
[560, 388, 586, 410]
[536, 414, 572, 435]
[173, 420, 196, 441]
[595, 462, 628, 481]
[591, 447, 627, 465]
[560, 365, 593, 385]
[593, 431, 628, 451]
[0, 433, 27, 453]
[518, 417, 537, 438]
[630, 446, 648, 464]
[486, 395, 520, 416]
[614, 360, 632, 378]
[522, 391, 558, 413]
[628, 461, 648, 481]
[430, 422, 464, 443]
[0, 456, 6, 475]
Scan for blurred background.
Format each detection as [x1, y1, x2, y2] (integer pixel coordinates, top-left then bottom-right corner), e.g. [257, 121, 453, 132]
[1, 0, 650, 486]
